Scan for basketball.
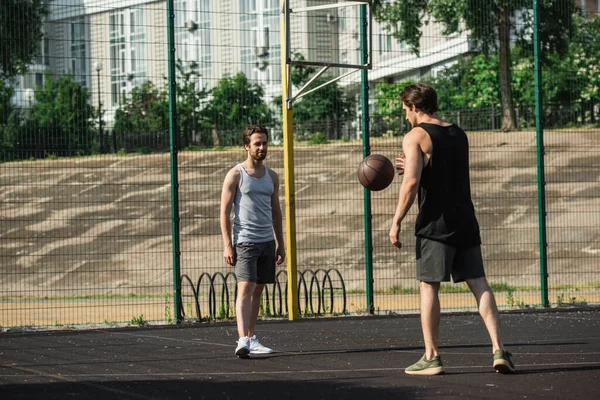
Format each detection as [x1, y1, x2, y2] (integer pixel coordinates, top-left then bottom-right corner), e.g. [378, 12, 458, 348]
[357, 154, 395, 191]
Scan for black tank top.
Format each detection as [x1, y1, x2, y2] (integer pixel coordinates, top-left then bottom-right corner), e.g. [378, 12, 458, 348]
[414, 123, 481, 247]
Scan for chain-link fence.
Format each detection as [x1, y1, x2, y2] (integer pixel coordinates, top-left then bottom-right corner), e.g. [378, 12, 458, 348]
[1, 0, 599, 329]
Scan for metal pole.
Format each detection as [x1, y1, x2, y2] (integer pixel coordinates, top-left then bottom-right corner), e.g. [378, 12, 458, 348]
[167, 0, 183, 321]
[97, 70, 102, 153]
[533, 0, 549, 307]
[360, 4, 374, 314]
[280, 0, 299, 320]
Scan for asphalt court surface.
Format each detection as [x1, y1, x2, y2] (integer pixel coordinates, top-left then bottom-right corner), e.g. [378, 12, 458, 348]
[1, 309, 599, 399]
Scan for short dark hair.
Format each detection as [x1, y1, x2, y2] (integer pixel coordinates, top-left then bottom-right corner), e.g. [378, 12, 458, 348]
[400, 83, 438, 115]
[242, 125, 269, 146]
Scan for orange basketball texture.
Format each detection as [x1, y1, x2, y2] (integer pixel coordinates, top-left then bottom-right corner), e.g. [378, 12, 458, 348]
[357, 154, 395, 191]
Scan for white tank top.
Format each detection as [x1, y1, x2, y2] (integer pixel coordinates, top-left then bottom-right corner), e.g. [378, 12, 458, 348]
[232, 163, 275, 244]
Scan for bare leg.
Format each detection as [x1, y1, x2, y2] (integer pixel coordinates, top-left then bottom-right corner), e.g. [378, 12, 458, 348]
[248, 284, 265, 337]
[420, 281, 441, 360]
[466, 276, 503, 353]
[236, 281, 257, 338]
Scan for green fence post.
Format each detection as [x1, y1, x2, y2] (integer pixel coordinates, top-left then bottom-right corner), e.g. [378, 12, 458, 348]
[360, 4, 374, 314]
[166, 0, 183, 321]
[533, 0, 549, 307]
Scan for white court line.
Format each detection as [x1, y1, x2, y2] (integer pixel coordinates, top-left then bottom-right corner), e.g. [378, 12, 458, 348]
[0, 364, 156, 400]
[95, 330, 600, 354]
[95, 329, 232, 348]
[77, 184, 99, 196]
[1, 361, 599, 379]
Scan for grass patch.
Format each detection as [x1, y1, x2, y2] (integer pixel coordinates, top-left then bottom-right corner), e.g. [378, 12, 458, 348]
[130, 314, 148, 326]
[0, 293, 165, 302]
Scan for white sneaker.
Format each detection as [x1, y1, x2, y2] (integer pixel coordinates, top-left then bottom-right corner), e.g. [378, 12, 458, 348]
[235, 337, 250, 358]
[249, 335, 273, 354]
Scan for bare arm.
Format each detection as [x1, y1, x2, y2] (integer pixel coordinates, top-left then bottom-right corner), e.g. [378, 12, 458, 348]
[389, 129, 424, 248]
[220, 167, 240, 266]
[270, 170, 286, 264]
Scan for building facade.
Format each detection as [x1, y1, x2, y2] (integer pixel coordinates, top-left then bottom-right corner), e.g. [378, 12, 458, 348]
[14, 0, 596, 131]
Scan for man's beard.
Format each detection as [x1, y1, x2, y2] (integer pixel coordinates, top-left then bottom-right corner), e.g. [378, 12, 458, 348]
[252, 152, 267, 160]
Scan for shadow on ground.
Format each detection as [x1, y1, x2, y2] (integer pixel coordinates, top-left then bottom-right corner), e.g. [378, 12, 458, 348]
[0, 378, 422, 400]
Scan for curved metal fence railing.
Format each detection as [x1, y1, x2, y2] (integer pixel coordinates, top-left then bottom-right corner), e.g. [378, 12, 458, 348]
[180, 269, 347, 321]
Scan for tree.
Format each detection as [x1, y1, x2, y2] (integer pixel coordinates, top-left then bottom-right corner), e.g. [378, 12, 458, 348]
[23, 72, 96, 155]
[373, 0, 575, 131]
[203, 73, 274, 145]
[0, 0, 48, 80]
[114, 60, 211, 150]
[174, 59, 209, 147]
[375, 41, 590, 130]
[0, 80, 20, 156]
[275, 53, 357, 140]
[113, 80, 169, 135]
[0, 80, 14, 126]
[571, 14, 600, 115]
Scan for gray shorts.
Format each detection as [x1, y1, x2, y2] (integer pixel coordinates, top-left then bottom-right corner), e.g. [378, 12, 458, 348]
[234, 240, 276, 284]
[416, 237, 485, 283]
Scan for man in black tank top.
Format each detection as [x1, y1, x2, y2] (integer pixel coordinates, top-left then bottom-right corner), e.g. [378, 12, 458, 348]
[389, 83, 515, 375]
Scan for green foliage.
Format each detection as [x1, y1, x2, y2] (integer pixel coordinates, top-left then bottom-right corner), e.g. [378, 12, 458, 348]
[136, 146, 151, 155]
[23, 72, 96, 155]
[373, 0, 427, 56]
[571, 14, 600, 104]
[175, 60, 210, 146]
[488, 282, 517, 292]
[164, 293, 173, 324]
[308, 132, 328, 145]
[373, 0, 577, 130]
[516, 0, 576, 62]
[0, 0, 48, 79]
[203, 72, 274, 145]
[113, 59, 211, 148]
[0, 79, 14, 124]
[556, 289, 588, 306]
[0, 80, 20, 156]
[284, 53, 357, 141]
[130, 314, 148, 326]
[374, 1, 574, 56]
[290, 52, 316, 87]
[375, 79, 414, 116]
[113, 80, 169, 135]
[376, 21, 599, 128]
[216, 303, 228, 320]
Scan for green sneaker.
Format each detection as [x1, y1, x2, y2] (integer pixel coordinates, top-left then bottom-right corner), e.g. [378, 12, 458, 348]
[493, 350, 515, 374]
[405, 355, 444, 376]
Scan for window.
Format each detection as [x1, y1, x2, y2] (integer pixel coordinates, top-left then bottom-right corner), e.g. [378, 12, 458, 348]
[379, 33, 392, 55]
[338, 8, 346, 32]
[70, 18, 87, 86]
[34, 37, 50, 66]
[109, 7, 147, 106]
[240, 0, 280, 86]
[44, 38, 50, 66]
[35, 73, 44, 88]
[175, 0, 211, 89]
[23, 74, 35, 90]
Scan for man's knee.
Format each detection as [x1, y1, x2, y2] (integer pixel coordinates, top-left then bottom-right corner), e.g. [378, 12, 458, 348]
[420, 281, 440, 294]
[466, 276, 490, 292]
[238, 281, 257, 297]
[252, 284, 265, 296]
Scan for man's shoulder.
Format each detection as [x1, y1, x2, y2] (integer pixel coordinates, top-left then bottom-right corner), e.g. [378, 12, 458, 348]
[404, 127, 429, 143]
[224, 165, 241, 183]
[267, 167, 279, 182]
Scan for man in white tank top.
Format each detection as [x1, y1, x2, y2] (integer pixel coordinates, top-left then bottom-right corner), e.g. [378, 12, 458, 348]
[220, 125, 285, 358]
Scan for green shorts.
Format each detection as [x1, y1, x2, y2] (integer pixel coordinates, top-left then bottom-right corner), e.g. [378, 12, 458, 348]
[415, 237, 485, 283]
[234, 240, 276, 284]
